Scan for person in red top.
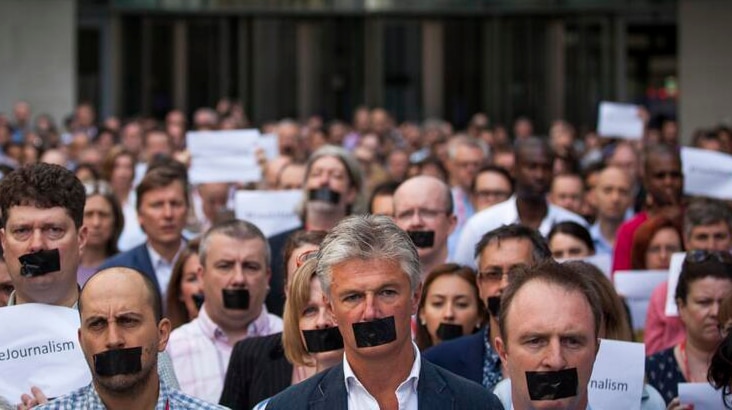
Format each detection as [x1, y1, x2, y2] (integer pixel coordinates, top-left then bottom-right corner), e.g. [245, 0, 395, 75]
[612, 144, 684, 272]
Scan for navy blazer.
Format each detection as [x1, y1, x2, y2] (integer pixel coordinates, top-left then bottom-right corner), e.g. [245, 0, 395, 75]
[265, 358, 504, 410]
[97, 243, 159, 294]
[422, 329, 485, 385]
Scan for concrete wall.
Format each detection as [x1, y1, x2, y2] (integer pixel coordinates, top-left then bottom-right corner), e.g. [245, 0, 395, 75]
[0, 0, 75, 127]
[679, 0, 732, 143]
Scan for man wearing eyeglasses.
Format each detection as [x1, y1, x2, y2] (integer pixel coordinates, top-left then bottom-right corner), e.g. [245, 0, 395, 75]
[424, 224, 551, 390]
[392, 176, 457, 279]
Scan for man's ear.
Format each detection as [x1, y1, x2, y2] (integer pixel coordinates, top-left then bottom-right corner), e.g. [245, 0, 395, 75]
[196, 264, 205, 283]
[495, 336, 508, 366]
[446, 214, 457, 235]
[157, 318, 172, 352]
[77, 225, 88, 256]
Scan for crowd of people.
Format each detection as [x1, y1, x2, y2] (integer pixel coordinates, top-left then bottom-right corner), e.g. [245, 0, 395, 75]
[1, 98, 732, 409]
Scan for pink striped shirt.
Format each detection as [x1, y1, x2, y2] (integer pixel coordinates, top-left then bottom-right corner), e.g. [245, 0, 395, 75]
[167, 305, 283, 403]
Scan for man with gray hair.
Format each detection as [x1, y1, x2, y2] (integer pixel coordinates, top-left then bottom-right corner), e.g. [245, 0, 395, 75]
[266, 215, 503, 409]
[167, 219, 283, 402]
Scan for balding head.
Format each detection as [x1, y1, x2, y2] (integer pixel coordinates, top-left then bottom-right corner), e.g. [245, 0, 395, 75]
[80, 267, 162, 321]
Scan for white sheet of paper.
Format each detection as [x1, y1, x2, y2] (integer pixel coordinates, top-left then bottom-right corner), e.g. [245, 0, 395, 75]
[597, 101, 644, 140]
[681, 146, 732, 200]
[588, 339, 644, 410]
[664, 252, 686, 317]
[257, 134, 280, 160]
[234, 190, 303, 237]
[0, 303, 91, 402]
[678, 382, 724, 409]
[613, 271, 668, 331]
[187, 129, 264, 184]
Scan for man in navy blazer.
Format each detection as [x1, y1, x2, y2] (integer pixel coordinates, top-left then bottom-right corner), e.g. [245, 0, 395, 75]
[423, 224, 551, 389]
[266, 215, 503, 410]
[98, 163, 189, 299]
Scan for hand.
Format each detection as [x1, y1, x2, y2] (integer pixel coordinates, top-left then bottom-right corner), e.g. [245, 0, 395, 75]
[666, 397, 694, 410]
[17, 386, 48, 409]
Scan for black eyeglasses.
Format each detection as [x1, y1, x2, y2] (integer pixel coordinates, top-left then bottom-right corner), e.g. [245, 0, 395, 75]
[685, 250, 732, 265]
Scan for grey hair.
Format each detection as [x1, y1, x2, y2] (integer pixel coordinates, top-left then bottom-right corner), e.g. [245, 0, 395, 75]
[447, 134, 489, 159]
[298, 144, 366, 216]
[683, 197, 732, 240]
[316, 215, 421, 297]
[199, 219, 270, 267]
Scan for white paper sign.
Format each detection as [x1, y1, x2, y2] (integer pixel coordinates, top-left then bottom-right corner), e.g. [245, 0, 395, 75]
[234, 190, 303, 237]
[187, 129, 263, 184]
[256, 134, 280, 160]
[678, 382, 723, 409]
[664, 252, 686, 317]
[588, 339, 644, 410]
[613, 270, 668, 331]
[597, 102, 644, 140]
[681, 146, 732, 200]
[0, 303, 91, 401]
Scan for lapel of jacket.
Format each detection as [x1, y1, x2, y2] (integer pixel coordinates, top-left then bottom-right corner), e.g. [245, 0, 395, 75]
[418, 360, 454, 410]
[308, 365, 348, 410]
[135, 244, 160, 292]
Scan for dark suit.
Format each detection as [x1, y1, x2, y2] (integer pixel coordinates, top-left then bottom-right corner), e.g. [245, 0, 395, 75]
[265, 358, 504, 410]
[97, 243, 159, 293]
[423, 329, 486, 385]
[219, 333, 293, 410]
[266, 227, 300, 317]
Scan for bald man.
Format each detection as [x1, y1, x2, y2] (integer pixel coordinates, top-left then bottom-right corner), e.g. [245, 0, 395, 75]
[36, 267, 224, 409]
[588, 166, 633, 256]
[393, 175, 457, 278]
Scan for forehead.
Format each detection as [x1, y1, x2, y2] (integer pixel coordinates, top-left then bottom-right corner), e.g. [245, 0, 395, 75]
[5, 205, 75, 227]
[427, 275, 473, 296]
[517, 145, 551, 164]
[646, 153, 681, 172]
[691, 221, 731, 235]
[330, 258, 408, 288]
[81, 272, 152, 318]
[455, 144, 484, 158]
[476, 171, 510, 187]
[141, 181, 185, 201]
[505, 280, 595, 335]
[552, 175, 582, 191]
[205, 235, 266, 262]
[597, 169, 630, 188]
[395, 179, 445, 208]
[480, 237, 534, 267]
[310, 156, 347, 174]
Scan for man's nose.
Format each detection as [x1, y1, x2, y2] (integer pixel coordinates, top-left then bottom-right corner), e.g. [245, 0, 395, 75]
[106, 324, 125, 349]
[541, 340, 567, 370]
[162, 203, 174, 218]
[361, 294, 378, 322]
[28, 230, 44, 253]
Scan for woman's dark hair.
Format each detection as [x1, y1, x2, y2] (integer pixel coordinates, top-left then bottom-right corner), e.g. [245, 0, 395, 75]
[675, 251, 732, 303]
[547, 221, 595, 253]
[166, 238, 201, 329]
[708, 332, 732, 409]
[415, 263, 485, 351]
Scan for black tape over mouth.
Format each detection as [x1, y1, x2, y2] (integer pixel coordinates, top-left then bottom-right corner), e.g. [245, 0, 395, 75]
[525, 368, 578, 401]
[407, 231, 435, 248]
[302, 326, 344, 353]
[308, 188, 341, 205]
[19, 249, 61, 277]
[192, 293, 205, 310]
[486, 296, 501, 319]
[93, 347, 143, 377]
[222, 288, 250, 310]
[352, 316, 397, 348]
[436, 323, 464, 341]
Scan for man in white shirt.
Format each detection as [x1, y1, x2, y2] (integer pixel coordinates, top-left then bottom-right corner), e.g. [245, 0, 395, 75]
[265, 215, 502, 410]
[167, 219, 283, 402]
[393, 175, 457, 279]
[587, 166, 633, 257]
[455, 137, 586, 268]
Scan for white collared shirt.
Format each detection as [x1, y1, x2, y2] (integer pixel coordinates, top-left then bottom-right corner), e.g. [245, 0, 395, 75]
[343, 343, 421, 410]
[454, 196, 588, 268]
[146, 240, 185, 301]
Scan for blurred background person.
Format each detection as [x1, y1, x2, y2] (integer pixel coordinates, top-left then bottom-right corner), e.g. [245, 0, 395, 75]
[415, 263, 485, 351]
[548, 221, 595, 260]
[631, 216, 683, 270]
[470, 165, 514, 213]
[77, 181, 123, 285]
[166, 238, 203, 329]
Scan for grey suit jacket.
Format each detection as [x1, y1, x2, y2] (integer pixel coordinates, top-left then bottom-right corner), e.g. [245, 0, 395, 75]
[265, 358, 504, 410]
